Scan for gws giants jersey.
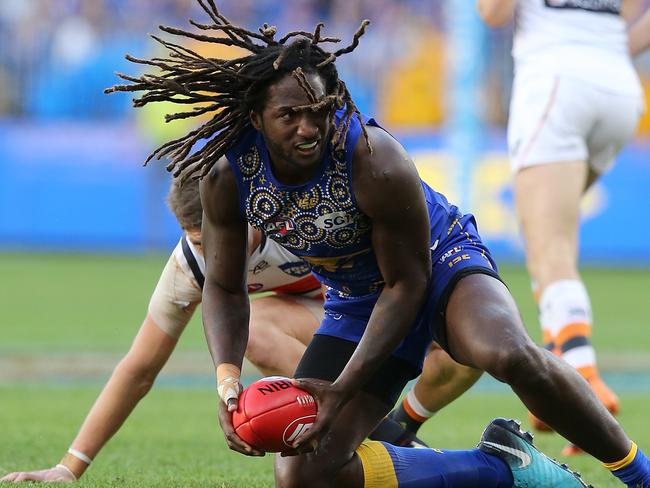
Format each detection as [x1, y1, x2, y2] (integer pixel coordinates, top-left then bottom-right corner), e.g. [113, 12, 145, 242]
[177, 234, 321, 296]
[147, 234, 321, 338]
[513, 0, 641, 96]
[226, 110, 460, 297]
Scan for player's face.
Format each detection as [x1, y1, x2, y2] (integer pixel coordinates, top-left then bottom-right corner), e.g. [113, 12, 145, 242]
[251, 72, 332, 184]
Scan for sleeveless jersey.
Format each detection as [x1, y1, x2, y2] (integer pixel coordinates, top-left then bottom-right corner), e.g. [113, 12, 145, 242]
[226, 110, 460, 297]
[148, 233, 321, 338]
[177, 234, 321, 296]
[512, 0, 641, 96]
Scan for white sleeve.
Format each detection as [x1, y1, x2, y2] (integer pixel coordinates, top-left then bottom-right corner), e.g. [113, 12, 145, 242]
[147, 252, 202, 339]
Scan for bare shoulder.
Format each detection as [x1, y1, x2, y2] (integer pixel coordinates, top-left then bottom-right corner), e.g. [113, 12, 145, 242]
[352, 124, 421, 216]
[353, 124, 413, 174]
[200, 156, 235, 193]
[199, 156, 241, 222]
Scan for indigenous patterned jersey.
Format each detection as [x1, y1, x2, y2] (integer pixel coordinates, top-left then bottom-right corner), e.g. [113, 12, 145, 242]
[226, 110, 459, 297]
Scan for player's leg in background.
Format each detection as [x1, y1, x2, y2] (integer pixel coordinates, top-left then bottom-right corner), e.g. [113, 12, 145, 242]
[246, 294, 321, 377]
[385, 344, 482, 437]
[514, 161, 619, 441]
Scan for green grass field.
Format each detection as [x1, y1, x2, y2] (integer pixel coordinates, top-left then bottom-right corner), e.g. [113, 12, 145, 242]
[1, 252, 649, 487]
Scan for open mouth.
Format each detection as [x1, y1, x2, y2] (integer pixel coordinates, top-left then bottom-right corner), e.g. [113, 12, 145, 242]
[295, 139, 319, 152]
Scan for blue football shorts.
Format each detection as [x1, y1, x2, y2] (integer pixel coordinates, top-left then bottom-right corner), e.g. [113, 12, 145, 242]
[315, 213, 501, 373]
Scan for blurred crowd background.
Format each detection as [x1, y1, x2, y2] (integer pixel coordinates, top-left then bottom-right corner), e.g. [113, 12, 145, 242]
[1, 0, 649, 261]
[0, 0, 461, 124]
[5, 0, 650, 127]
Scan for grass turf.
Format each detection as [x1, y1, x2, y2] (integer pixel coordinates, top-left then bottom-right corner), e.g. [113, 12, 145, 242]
[1, 252, 648, 353]
[1, 252, 649, 486]
[0, 385, 647, 486]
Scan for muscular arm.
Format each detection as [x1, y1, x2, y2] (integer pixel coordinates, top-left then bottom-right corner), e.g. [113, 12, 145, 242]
[62, 252, 202, 477]
[332, 126, 432, 396]
[2, 251, 201, 482]
[476, 0, 516, 27]
[199, 158, 250, 383]
[629, 9, 650, 57]
[63, 315, 179, 476]
[1, 315, 179, 482]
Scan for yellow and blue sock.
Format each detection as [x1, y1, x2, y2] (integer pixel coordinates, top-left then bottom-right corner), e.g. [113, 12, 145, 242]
[356, 440, 513, 488]
[604, 442, 650, 487]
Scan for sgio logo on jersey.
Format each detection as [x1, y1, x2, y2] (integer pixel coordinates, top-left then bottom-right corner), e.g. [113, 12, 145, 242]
[315, 211, 354, 230]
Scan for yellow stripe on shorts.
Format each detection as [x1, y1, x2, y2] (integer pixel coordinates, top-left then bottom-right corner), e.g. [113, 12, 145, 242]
[356, 441, 398, 488]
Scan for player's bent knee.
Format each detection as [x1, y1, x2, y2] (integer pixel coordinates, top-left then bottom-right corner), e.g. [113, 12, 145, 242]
[488, 341, 548, 385]
[457, 364, 483, 386]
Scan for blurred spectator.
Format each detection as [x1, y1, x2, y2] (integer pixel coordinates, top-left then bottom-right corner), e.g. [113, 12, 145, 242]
[0, 0, 648, 132]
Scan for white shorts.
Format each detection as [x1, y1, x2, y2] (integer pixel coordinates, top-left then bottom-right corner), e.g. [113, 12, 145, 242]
[508, 74, 645, 174]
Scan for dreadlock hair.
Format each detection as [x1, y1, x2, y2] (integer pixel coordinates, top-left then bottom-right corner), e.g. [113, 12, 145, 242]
[105, 0, 371, 182]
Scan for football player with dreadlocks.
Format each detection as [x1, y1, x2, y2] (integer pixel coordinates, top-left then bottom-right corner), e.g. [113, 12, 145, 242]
[91, 2, 650, 487]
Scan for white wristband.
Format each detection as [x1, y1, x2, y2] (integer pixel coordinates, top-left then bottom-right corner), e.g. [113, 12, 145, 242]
[55, 464, 78, 481]
[67, 448, 93, 465]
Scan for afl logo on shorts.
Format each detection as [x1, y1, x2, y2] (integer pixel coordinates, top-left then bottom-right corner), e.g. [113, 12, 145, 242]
[439, 246, 463, 264]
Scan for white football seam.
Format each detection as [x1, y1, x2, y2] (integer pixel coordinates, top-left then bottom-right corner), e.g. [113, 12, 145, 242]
[282, 415, 317, 446]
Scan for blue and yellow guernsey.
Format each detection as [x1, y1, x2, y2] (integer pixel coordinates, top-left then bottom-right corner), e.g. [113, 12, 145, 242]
[226, 110, 498, 369]
[226, 110, 458, 298]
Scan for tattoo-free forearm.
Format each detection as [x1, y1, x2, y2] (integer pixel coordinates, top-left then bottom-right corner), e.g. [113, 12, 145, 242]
[332, 277, 428, 395]
[67, 317, 176, 477]
[202, 281, 250, 370]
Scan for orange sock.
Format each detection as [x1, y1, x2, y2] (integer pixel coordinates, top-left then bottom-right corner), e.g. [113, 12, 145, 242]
[539, 280, 596, 370]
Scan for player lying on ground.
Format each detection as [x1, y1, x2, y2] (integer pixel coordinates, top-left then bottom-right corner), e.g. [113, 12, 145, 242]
[0, 178, 325, 483]
[104, 3, 650, 486]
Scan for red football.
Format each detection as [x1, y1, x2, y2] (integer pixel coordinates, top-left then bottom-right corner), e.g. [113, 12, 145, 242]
[232, 376, 317, 452]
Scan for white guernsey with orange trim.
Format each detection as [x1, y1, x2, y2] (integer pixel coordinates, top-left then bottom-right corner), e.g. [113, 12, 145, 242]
[148, 233, 323, 339]
[508, 0, 644, 172]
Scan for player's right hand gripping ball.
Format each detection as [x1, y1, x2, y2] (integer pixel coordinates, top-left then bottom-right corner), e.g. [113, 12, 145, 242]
[232, 376, 317, 452]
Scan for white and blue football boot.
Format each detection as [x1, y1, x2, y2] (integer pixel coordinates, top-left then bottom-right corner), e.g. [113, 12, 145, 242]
[478, 418, 593, 488]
